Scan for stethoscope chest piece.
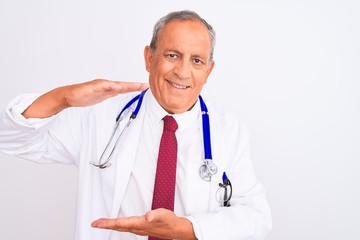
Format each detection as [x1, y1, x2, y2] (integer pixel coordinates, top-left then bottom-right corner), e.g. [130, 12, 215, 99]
[199, 160, 218, 182]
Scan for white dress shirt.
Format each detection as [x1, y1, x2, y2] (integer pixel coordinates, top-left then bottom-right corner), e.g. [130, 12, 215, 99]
[114, 89, 204, 239]
[0, 89, 272, 240]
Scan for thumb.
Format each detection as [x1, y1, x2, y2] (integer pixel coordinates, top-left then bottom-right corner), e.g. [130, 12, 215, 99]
[145, 210, 156, 222]
[145, 208, 172, 223]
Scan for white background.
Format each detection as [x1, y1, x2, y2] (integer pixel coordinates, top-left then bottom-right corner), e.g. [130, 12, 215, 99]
[0, 0, 359, 239]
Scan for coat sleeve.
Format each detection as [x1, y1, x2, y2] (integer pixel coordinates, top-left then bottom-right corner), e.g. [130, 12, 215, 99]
[186, 111, 272, 240]
[0, 94, 83, 165]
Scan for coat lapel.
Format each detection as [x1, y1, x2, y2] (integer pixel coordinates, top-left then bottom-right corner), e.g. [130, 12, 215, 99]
[209, 117, 227, 210]
[109, 107, 145, 218]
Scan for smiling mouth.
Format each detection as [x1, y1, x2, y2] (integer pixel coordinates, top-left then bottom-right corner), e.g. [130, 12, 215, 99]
[166, 80, 191, 89]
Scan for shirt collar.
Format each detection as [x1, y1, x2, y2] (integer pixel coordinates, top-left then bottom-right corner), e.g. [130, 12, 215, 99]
[144, 89, 201, 132]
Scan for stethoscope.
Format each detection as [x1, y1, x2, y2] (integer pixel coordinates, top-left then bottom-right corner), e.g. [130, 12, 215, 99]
[91, 88, 218, 182]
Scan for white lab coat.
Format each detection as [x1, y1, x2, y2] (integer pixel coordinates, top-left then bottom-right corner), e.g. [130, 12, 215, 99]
[0, 92, 271, 240]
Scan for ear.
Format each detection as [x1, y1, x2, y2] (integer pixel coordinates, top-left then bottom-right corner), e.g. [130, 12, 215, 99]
[204, 60, 215, 83]
[144, 45, 153, 73]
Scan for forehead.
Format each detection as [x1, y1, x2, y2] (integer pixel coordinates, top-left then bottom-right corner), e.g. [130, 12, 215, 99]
[157, 20, 211, 56]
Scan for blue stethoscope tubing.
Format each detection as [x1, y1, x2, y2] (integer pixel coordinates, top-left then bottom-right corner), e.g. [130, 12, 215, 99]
[198, 95, 218, 181]
[115, 88, 148, 122]
[92, 88, 218, 181]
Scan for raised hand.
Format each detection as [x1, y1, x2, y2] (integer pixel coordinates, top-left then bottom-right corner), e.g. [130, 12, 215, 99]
[22, 79, 148, 118]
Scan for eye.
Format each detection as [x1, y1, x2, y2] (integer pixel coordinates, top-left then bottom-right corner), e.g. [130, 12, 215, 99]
[167, 53, 178, 59]
[193, 58, 203, 65]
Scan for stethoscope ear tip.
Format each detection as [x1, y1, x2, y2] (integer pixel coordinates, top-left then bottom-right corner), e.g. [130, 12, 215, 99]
[91, 162, 111, 169]
[99, 164, 109, 169]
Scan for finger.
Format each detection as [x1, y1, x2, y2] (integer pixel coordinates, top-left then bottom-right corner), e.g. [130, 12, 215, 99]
[91, 217, 134, 230]
[92, 216, 147, 231]
[91, 218, 118, 229]
[91, 217, 154, 236]
[108, 81, 148, 94]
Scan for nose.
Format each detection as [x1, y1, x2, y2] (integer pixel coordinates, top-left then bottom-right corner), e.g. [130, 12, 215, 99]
[173, 59, 191, 79]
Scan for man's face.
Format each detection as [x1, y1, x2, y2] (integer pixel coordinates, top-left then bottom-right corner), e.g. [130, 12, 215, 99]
[144, 20, 215, 114]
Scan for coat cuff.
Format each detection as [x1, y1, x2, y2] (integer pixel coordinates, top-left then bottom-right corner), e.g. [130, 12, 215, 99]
[5, 94, 56, 130]
[185, 215, 203, 240]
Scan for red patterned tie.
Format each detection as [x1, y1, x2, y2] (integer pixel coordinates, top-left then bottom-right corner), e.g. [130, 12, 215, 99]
[149, 116, 178, 240]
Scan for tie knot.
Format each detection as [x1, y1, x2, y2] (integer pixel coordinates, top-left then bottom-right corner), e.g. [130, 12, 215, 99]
[163, 115, 178, 132]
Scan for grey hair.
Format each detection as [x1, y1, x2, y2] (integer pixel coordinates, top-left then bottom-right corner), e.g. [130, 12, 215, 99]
[150, 10, 216, 62]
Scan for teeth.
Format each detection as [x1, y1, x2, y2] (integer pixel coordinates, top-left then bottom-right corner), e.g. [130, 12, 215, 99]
[167, 80, 189, 89]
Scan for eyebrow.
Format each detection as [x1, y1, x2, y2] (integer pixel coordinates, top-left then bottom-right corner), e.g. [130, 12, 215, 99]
[163, 49, 182, 55]
[163, 49, 207, 60]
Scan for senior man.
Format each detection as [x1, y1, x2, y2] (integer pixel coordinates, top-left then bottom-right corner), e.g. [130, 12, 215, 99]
[0, 10, 271, 240]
